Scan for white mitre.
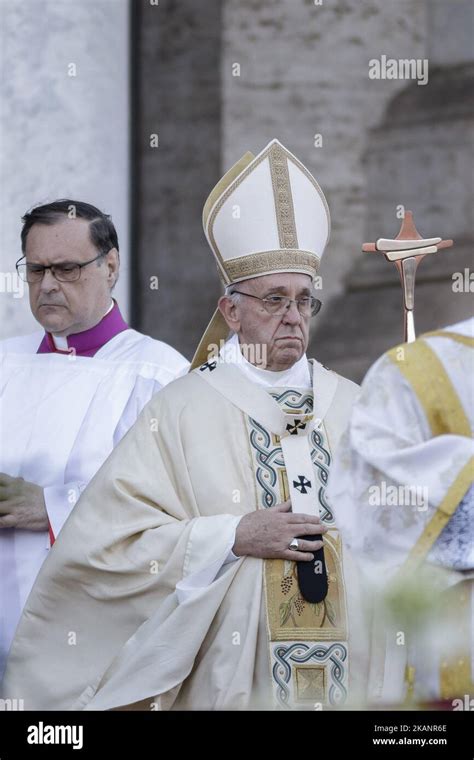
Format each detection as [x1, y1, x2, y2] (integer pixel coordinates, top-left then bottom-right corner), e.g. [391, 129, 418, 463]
[191, 138, 330, 369]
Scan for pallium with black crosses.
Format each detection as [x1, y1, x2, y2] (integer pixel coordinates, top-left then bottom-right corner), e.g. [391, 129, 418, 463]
[246, 388, 349, 709]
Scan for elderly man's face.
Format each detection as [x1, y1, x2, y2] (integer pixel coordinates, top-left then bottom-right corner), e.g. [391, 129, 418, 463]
[25, 218, 119, 336]
[219, 272, 314, 371]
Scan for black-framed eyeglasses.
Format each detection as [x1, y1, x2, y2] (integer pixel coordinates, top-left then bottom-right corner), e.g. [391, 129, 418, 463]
[230, 290, 322, 317]
[15, 251, 108, 283]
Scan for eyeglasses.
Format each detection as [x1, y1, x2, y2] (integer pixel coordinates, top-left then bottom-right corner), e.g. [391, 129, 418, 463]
[230, 290, 322, 317]
[15, 251, 108, 283]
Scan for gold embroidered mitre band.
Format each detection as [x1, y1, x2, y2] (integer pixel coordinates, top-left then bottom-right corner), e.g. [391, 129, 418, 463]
[192, 139, 331, 369]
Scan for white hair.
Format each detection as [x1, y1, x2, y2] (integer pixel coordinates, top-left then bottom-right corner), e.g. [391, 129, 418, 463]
[224, 284, 242, 303]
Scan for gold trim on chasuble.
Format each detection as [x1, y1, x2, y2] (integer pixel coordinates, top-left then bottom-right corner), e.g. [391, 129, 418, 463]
[388, 337, 474, 700]
[420, 330, 474, 349]
[246, 388, 349, 709]
[439, 580, 473, 699]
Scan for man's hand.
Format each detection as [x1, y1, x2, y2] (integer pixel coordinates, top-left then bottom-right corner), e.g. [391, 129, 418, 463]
[233, 500, 327, 561]
[0, 473, 48, 531]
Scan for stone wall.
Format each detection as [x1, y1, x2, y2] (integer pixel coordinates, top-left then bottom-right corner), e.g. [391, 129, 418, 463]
[221, 0, 472, 381]
[314, 0, 474, 380]
[221, 0, 427, 306]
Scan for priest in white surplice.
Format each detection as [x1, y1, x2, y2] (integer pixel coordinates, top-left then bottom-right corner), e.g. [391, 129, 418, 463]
[4, 142, 363, 710]
[328, 318, 473, 706]
[0, 199, 189, 679]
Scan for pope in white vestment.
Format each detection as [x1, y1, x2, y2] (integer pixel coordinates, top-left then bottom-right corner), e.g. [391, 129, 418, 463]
[3, 141, 363, 711]
[0, 200, 189, 680]
[327, 317, 473, 706]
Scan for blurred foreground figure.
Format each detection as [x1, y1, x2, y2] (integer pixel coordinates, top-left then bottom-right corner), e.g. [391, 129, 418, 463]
[3, 141, 364, 711]
[328, 317, 473, 706]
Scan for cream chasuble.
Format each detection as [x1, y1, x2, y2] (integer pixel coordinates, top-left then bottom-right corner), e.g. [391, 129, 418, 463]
[3, 343, 362, 711]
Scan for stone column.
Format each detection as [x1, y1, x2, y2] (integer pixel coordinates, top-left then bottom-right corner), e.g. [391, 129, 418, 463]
[0, 0, 130, 339]
[131, 0, 223, 360]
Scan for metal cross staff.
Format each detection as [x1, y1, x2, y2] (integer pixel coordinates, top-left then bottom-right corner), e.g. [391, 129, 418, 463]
[362, 211, 453, 343]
